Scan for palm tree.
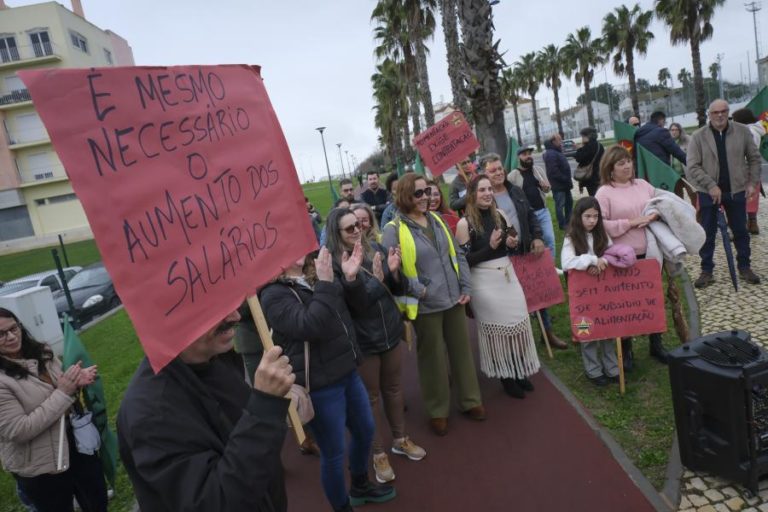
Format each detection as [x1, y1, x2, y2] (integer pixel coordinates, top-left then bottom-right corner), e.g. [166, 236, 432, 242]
[372, 1, 422, 136]
[562, 26, 605, 127]
[678, 67, 693, 111]
[602, 4, 654, 117]
[372, 59, 408, 165]
[457, 0, 507, 156]
[514, 52, 544, 150]
[658, 67, 671, 88]
[439, 0, 470, 117]
[404, 0, 438, 127]
[500, 67, 523, 143]
[655, 0, 726, 126]
[539, 44, 565, 137]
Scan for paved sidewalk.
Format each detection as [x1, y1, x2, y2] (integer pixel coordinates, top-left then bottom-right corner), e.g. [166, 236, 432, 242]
[677, 205, 768, 512]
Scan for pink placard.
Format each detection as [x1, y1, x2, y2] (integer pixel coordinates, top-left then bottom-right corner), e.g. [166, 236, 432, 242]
[567, 260, 666, 342]
[412, 112, 480, 176]
[510, 249, 564, 313]
[19, 65, 317, 371]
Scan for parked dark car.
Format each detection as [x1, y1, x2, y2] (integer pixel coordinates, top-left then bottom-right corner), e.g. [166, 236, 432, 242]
[54, 262, 120, 324]
[562, 139, 577, 158]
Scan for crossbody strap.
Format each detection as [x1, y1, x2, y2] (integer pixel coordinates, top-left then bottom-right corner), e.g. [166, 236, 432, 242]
[287, 287, 310, 393]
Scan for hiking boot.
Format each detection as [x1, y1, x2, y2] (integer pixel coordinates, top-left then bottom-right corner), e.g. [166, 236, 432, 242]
[349, 473, 396, 506]
[749, 217, 760, 235]
[391, 437, 426, 461]
[740, 268, 761, 285]
[694, 272, 714, 289]
[518, 377, 534, 392]
[649, 334, 669, 365]
[501, 378, 525, 399]
[588, 375, 610, 387]
[373, 453, 395, 483]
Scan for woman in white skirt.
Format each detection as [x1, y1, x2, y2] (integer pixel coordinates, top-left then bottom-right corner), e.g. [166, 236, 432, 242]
[455, 175, 540, 398]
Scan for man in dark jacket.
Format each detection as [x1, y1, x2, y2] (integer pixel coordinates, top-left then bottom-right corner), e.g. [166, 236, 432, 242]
[573, 127, 604, 196]
[361, 172, 389, 224]
[117, 310, 293, 512]
[542, 133, 573, 229]
[634, 111, 687, 167]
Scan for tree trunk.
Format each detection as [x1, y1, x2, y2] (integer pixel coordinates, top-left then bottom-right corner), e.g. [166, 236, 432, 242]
[440, 0, 470, 119]
[412, 30, 435, 127]
[400, 98, 414, 163]
[626, 47, 639, 116]
[513, 100, 522, 142]
[531, 94, 541, 151]
[403, 47, 422, 137]
[474, 112, 507, 156]
[690, 38, 707, 127]
[584, 75, 595, 127]
[552, 82, 563, 136]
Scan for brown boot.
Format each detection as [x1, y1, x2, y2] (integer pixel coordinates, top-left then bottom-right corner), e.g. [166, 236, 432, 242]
[749, 216, 760, 235]
[543, 328, 568, 350]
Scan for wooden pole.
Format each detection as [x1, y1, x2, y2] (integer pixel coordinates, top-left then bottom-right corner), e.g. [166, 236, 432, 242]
[536, 311, 554, 359]
[615, 337, 625, 395]
[247, 295, 306, 445]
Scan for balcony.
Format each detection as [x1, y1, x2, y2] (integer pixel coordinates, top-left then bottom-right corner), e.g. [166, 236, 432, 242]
[6, 125, 50, 150]
[0, 89, 32, 110]
[17, 161, 67, 186]
[0, 42, 62, 70]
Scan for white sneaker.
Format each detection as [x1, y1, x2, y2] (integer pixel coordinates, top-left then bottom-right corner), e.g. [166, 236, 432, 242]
[391, 436, 427, 461]
[556, 267, 564, 276]
[373, 452, 395, 483]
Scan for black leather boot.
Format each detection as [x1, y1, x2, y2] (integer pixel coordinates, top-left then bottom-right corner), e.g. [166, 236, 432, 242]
[649, 333, 669, 364]
[621, 337, 634, 372]
[501, 378, 525, 398]
[349, 473, 396, 506]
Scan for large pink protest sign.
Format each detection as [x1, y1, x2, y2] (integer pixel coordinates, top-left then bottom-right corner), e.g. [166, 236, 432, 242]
[567, 260, 666, 342]
[511, 249, 564, 313]
[412, 112, 480, 176]
[20, 65, 317, 371]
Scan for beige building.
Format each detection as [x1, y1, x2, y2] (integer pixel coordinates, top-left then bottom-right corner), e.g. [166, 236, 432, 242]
[0, 0, 133, 242]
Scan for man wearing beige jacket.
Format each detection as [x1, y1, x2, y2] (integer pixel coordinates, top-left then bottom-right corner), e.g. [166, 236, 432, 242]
[686, 99, 762, 288]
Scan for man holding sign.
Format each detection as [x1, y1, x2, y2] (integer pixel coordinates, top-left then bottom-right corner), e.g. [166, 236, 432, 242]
[117, 311, 293, 511]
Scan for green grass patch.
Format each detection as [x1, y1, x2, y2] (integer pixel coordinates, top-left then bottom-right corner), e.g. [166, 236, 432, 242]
[0, 239, 102, 282]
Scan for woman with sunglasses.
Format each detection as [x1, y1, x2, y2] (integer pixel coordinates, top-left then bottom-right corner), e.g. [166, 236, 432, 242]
[455, 176, 540, 399]
[0, 307, 105, 512]
[260, 248, 395, 512]
[382, 173, 484, 437]
[326, 208, 426, 485]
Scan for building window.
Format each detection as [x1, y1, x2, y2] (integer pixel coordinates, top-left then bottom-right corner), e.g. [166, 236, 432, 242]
[103, 48, 113, 65]
[0, 36, 20, 63]
[70, 31, 88, 53]
[35, 193, 77, 206]
[29, 31, 52, 57]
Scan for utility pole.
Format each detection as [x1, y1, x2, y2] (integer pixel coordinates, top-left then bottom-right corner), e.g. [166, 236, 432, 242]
[336, 143, 346, 179]
[746, 1, 763, 87]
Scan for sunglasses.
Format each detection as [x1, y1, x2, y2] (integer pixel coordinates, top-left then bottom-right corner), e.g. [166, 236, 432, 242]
[413, 187, 433, 199]
[340, 221, 362, 234]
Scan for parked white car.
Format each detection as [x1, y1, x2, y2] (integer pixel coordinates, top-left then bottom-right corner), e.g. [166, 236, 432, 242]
[0, 267, 82, 296]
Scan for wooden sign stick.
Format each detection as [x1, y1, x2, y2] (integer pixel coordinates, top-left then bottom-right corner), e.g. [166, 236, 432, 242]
[247, 295, 307, 445]
[536, 311, 554, 359]
[615, 337, 625, 395]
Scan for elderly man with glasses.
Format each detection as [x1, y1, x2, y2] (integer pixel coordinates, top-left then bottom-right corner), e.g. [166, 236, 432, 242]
[686, 99, 763, 288]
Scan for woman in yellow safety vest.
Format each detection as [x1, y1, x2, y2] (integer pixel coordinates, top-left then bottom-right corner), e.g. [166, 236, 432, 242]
[381, 173, 485, 437]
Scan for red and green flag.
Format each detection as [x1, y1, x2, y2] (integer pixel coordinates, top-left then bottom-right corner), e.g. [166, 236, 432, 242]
[614, 120, 637, 153]
[745, 86, 768, 160]
[636, 144, 680, 191]
[504, 136, 519, 171]
[62, 317, 118, 488]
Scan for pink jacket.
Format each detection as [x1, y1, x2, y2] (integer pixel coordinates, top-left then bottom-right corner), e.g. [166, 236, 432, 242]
[603, 243, 637, 268]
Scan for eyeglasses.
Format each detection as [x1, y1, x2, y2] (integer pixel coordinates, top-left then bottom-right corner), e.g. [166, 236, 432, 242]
[0, 323, 20, 341]
[413, 187, 433, 199]
[709, 109, 729, 117]
[340, 221, 362, 234]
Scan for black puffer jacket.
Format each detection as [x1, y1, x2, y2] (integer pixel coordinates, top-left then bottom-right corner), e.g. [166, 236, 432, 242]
[334, 242, 404, 355]
[260, 278, 363, 390]
[574, 139, 604, 188]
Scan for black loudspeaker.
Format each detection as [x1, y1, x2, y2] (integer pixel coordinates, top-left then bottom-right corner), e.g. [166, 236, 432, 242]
[668, 330, 768, 496]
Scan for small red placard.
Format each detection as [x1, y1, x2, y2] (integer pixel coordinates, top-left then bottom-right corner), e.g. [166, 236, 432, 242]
[412, 112, 480, 176]
[511, 249, 564, 313]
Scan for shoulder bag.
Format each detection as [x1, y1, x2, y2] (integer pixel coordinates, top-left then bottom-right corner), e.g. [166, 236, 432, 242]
[285, 288, 315, 426]
[574, 146, 599, 182]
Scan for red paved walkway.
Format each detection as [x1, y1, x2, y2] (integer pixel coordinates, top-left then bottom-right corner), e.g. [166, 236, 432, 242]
[282, 341, 656, 511]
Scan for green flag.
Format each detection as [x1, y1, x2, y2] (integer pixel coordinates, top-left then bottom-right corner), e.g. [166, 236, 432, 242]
[396, 159, 406, 177]
[614, 120, 637, 152]
[745, 86, 768, 160]
[636, 144, 680, 191]
[62, 318, 118, 488]
[414, 153, 426, 175]
[504, 136, 519, 171]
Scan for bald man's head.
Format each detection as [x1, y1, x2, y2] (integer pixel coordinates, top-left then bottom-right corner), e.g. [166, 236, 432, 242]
[708, 99, 730, 131]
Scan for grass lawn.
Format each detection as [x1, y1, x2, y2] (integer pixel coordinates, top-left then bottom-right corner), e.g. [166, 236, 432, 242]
[0, 192, 681, 509]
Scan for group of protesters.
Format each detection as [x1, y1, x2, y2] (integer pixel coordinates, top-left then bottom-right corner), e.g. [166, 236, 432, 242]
[0, 98, 763, 512]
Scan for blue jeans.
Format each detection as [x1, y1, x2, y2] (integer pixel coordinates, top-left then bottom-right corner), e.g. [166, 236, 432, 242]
[552, 190, 573, 230]
[309, 371, 375, 509]
[698, 192, 750, 273]
[534, 208, 556, 263]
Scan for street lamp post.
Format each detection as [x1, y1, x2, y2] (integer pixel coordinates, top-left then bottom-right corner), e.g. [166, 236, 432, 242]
[345, 150, 353, 176]
[316, 127, 334, 196]
[336, 143, 346, 179]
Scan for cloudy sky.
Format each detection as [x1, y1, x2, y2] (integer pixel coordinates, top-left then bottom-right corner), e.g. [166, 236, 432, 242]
[9, 0, 766, 181]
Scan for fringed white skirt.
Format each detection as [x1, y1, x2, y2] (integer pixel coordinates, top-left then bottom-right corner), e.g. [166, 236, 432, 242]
[470, 257, 540, 379]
